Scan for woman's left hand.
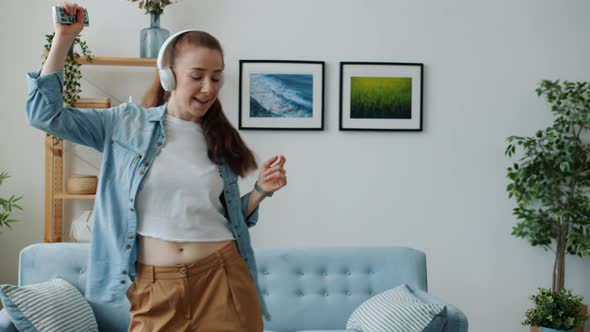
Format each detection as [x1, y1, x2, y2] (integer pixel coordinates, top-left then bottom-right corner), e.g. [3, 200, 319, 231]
[257, 155, 287, 195]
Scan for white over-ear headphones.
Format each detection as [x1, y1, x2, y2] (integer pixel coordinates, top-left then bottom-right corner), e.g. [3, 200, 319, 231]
[157, 29, 201, 91]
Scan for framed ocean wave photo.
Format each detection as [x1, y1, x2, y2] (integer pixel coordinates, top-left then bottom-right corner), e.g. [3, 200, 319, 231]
[239, 60, 325, 130]
[339, 62, 423, 131]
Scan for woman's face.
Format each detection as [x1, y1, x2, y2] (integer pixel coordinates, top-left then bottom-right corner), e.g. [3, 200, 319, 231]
[170, 45, 223, 121]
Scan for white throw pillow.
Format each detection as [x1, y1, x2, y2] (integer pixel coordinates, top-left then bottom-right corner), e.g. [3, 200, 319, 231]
[346, 284, 445, 332]
[0, 278, 98, 332]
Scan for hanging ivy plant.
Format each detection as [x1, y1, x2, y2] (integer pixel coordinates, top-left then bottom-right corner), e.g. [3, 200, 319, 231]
[43, 33, 94, 106]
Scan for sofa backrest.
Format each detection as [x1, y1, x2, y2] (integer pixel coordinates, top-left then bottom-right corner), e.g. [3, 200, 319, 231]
[256, 246, 428, 331]
[18, 243, 129, 332]
[18, 243, 427, 332]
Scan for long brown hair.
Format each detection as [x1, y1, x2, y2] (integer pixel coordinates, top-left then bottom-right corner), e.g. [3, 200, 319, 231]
[141, 31, 257, 177]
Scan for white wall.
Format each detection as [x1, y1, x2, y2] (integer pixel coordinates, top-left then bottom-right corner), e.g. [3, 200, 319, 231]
[1, 0, 589, 330]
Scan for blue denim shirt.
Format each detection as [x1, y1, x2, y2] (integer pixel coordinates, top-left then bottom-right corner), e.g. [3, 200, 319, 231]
[25, 69, 271, 320]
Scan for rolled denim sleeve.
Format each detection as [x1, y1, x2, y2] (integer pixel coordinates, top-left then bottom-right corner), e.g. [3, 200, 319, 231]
[241, 192, 260, 228]
[0, 309, 17, 332]
[25, 68, 120, 152]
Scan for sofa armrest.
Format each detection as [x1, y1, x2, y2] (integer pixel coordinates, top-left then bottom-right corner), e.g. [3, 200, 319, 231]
[411, 287, 468, 332]
[0, 309, 17, 332]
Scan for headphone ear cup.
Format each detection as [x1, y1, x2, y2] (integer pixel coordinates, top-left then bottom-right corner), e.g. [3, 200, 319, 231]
[159, 68, 176, 91]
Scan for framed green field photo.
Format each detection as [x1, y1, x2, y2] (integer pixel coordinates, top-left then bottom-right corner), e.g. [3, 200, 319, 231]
[339, 62, 423, 131]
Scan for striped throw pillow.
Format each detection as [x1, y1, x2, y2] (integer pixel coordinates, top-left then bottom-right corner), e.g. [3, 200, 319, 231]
[346, 284, 446, 332]
[0, 278, 98, 332]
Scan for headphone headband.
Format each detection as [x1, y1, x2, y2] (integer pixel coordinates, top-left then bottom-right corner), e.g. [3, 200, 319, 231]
[156, 29, 202, 70]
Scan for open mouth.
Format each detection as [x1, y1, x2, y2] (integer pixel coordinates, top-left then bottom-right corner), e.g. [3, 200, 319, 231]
[193, 97, 209, 105]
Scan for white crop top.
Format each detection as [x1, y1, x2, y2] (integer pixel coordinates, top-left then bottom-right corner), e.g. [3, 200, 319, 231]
[136, 114, 234, 243]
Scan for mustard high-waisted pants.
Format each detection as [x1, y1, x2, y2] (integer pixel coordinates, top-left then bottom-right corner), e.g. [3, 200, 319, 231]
[127, 241, 263, 332]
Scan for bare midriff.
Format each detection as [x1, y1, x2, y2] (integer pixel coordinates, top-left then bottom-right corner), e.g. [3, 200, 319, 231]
[137, 235, 235, 266]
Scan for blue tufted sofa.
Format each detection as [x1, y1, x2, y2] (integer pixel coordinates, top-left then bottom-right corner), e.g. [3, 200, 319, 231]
[0, 243, 467, 332]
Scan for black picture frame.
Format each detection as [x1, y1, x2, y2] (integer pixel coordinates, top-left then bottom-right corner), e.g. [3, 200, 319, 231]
[239, 60, 325, 130]
[339, 62, 424, 131]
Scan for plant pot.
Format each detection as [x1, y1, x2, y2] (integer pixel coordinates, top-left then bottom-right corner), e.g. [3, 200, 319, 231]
[66, 174, 98, 194]
[529, 302, 587, 332]
[532, 327, 574, 332]
[530, 304, 587, 332]
[573, 304, 589, 332]
[139, 12, 170, 58]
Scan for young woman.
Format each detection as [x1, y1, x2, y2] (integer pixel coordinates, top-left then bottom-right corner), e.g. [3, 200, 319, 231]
[26, 3, 287, 331]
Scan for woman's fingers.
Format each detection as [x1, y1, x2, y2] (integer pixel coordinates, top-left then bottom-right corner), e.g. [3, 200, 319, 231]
[263, 165, 286, 177]
[264, 170, 287, 182]
[62, 2, 82, 19]
[263, 156, 279, 169]
[63, 2, 74, 15]
[75, 5, 84, 24]
[264, 172, 278, 181]
[278, 155, 287, 166]
[264, 155, 287, 169]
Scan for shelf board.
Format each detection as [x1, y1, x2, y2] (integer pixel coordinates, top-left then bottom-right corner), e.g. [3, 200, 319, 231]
[55, 192, 96, 200]
[76, 56, 156, 67]
[43, 51, 157, 67]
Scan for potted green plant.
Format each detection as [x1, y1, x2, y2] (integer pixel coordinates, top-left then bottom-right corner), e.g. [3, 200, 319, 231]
[523, 288, 588, 332]
[43, 32, 93, 106]
[505, 80, 590, 331]
[129, 0, 176, 14]
[0, 171, 23, 234]
[128, 0, 180, 58]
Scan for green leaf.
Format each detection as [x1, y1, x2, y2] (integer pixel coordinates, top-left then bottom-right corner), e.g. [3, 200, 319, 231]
[560, 162, 570, 172]
[0, 171, 23, 231]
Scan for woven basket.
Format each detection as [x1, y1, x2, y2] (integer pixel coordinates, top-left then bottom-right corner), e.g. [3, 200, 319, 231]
[67, 174, 98, 194]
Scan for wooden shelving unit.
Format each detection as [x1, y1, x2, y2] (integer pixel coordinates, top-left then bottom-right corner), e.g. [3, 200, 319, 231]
[44, 57, 156, 243]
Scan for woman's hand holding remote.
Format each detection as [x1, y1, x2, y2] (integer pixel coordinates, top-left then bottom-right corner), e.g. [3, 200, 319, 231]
[41, 2, 85, 76]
